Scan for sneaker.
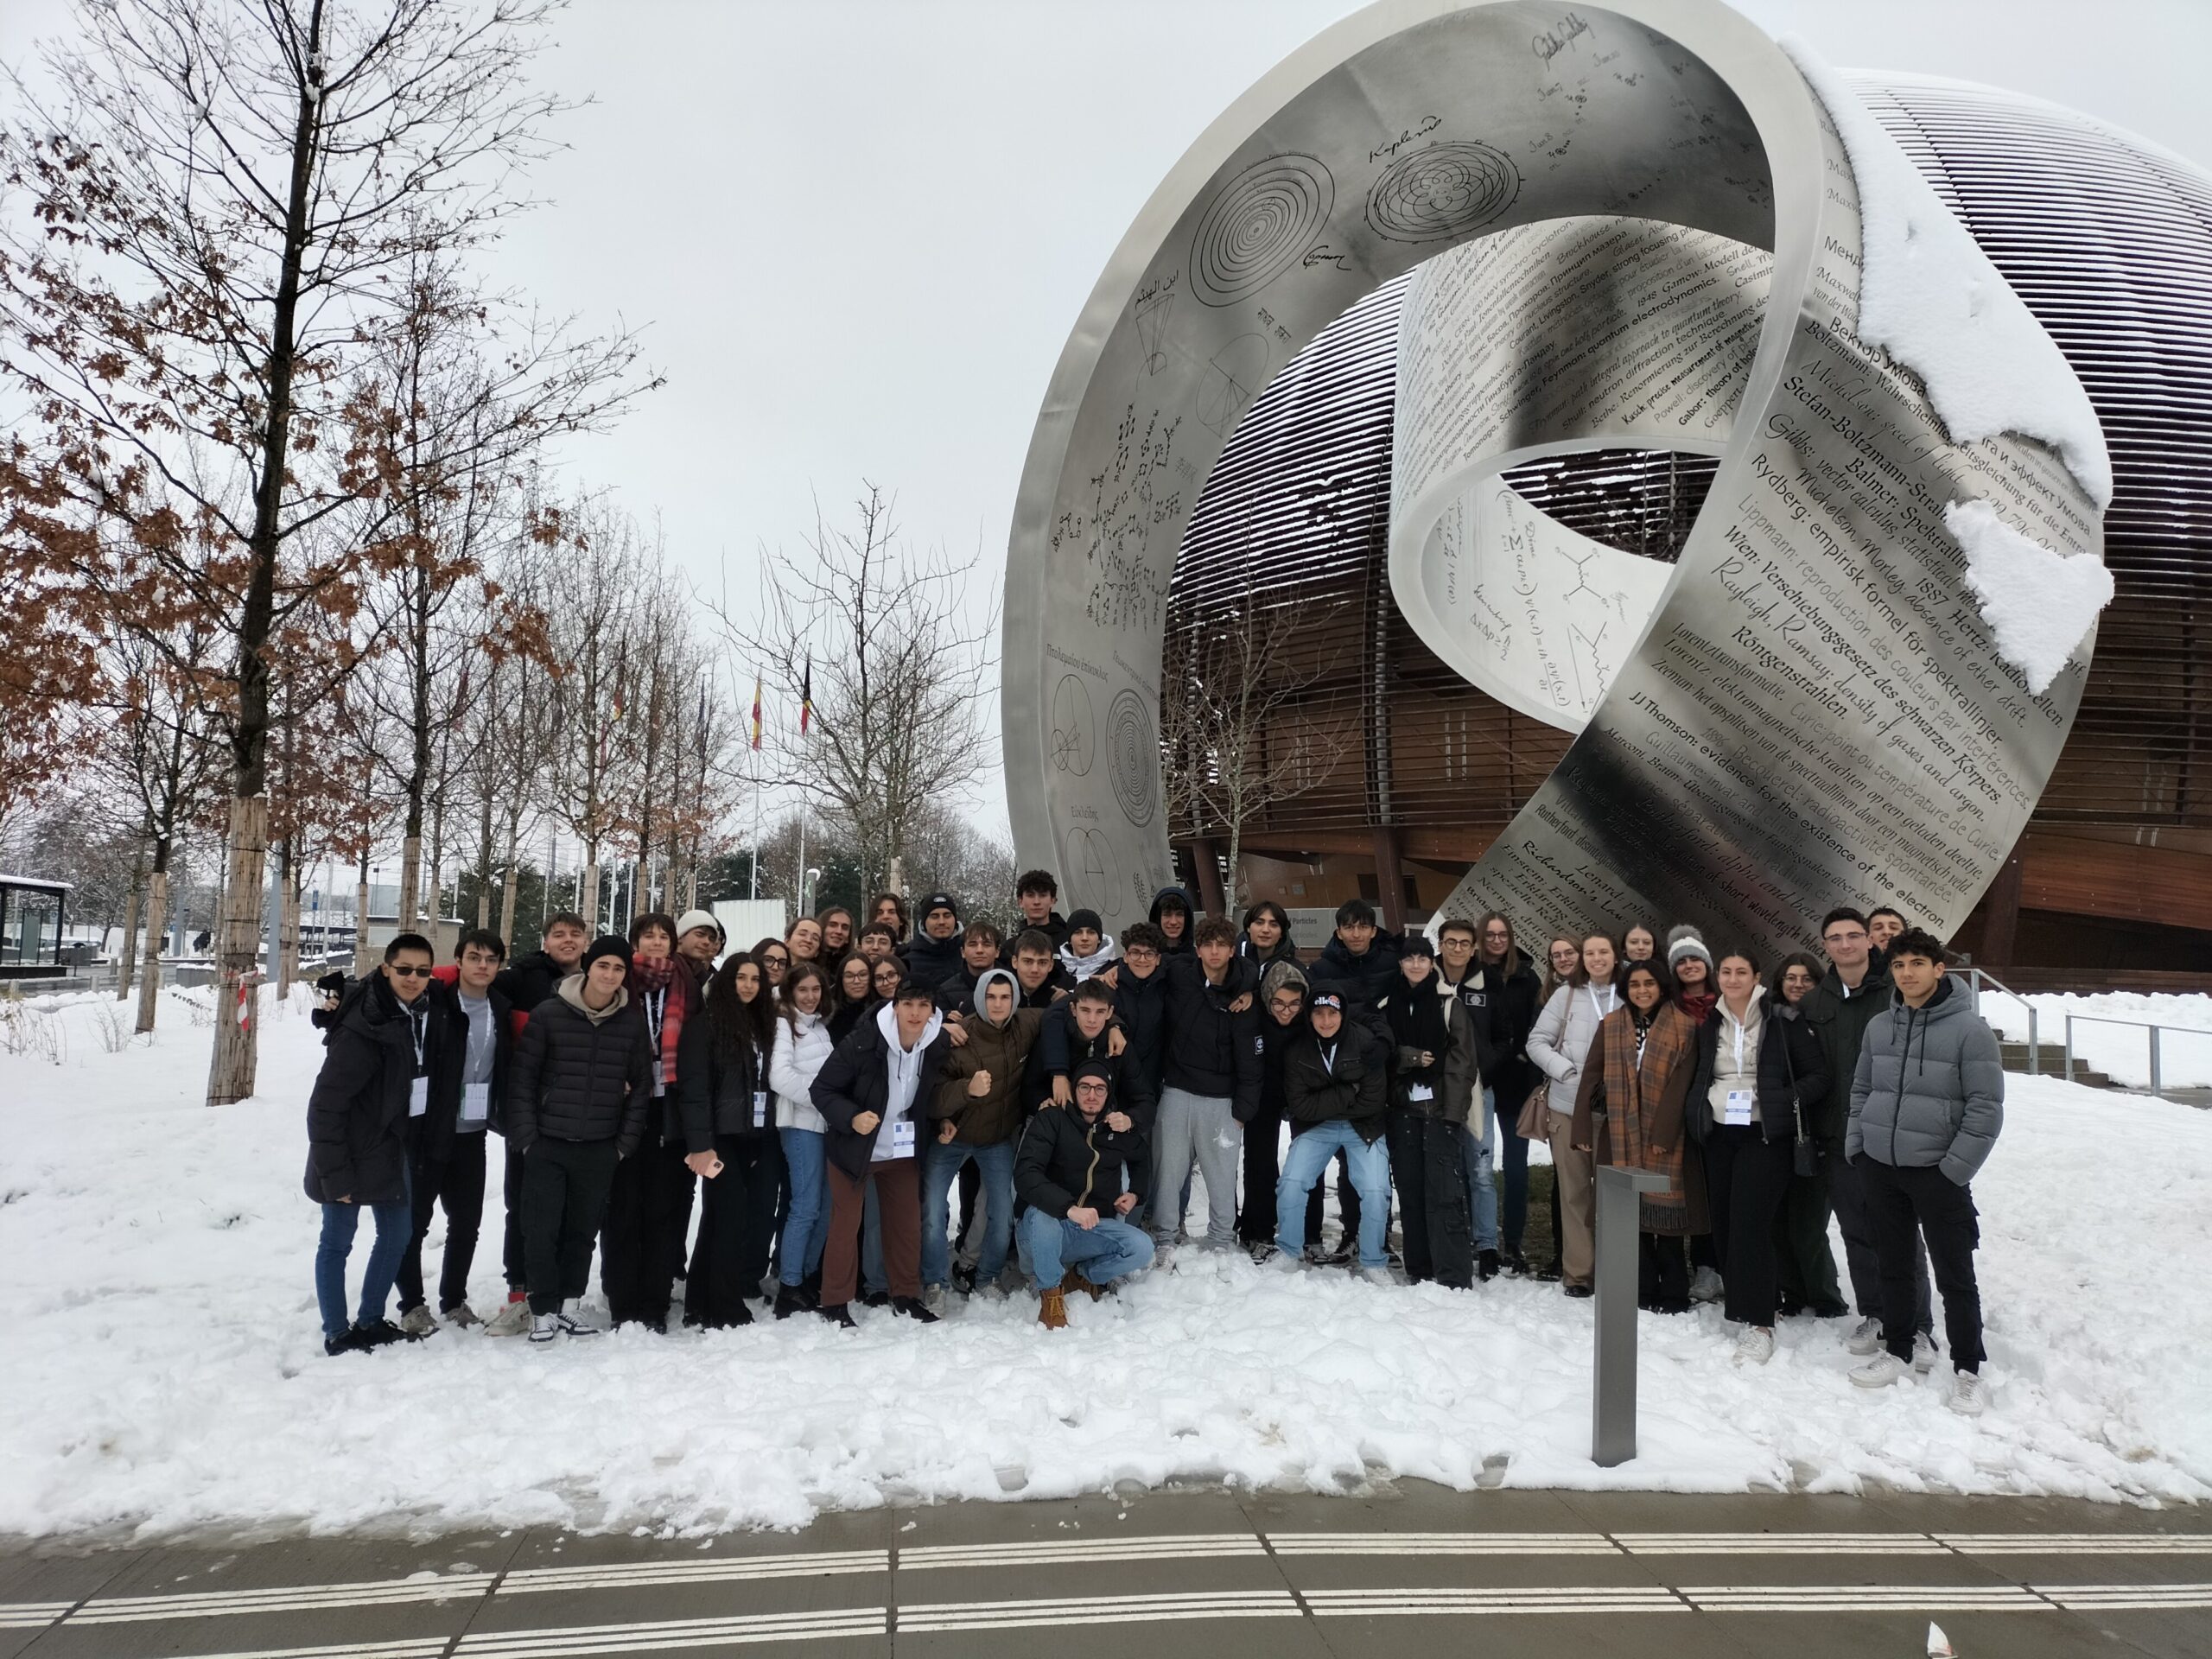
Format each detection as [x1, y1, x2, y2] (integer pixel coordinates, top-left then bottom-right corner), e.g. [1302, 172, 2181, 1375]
[1690, 1266, 1725, 1304]
[1948, 1370, 1991, 1416]
[1503, 1250, 1531, 1278]
[1039, 1287, 1070, 1330]
[891, 1296, 939, 1324]
[323, 1329, 365, 1357]
[1563, 1282, 1594, 1300]
[1850, 1351, 1910, 1389]
[1359, 1264, 1395, 1287]
[950, 1265, 976, 1296]
[772, 1285, 809, 1321]
[1845, 1315, 1884, 1357]
[1809, 1299, 1851, 1319]
[861, 1288, 892, 1309]
[352, 1318, 411, 1348]
[1154, 1243, 1178, 1274]
[554, 1302, 601, 1338]
[442, 1303, 482, 1330]
[1732, 1326, 1776, 1366]
[817, 1303, 858, 1330]
[486, 1294, 533, 1338]
[1535, 1258, 1563, 1282]
[398, 1305, 438, 1338]
[1911, 1332, 1940, 1374]
[1477, 1249, 1501, 1282]
[528, 1312, 561, 1344]
[1262, 1248, 1301, 1275]
[922, 1283, 948, 1317]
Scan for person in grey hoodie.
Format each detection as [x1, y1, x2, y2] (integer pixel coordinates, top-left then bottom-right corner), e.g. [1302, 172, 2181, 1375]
[1846, 928, 2003, 1414]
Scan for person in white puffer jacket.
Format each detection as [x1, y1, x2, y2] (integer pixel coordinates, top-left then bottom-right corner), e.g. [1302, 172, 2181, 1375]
[1524, 931, 1621, 1299]
[768, 963, 838, 1320]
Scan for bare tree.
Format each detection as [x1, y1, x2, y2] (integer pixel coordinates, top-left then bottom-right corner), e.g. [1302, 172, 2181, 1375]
[714, 485, 995, 899]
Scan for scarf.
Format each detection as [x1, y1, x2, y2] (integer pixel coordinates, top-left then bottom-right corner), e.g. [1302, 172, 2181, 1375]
[1597, 1001, 1703, 1235]
[628, 955, 689, 1085]
[1057, 936, 1118, 982]
[1675, 989, 1717, 1026]
[1386, 973, 1452, 1084]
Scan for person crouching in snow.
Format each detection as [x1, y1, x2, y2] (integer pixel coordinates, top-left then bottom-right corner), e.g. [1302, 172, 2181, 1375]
[1014, 1061, 1153, 1328]
[1057, 908, 1117, 983]
[1265, 989, 1392, 1279]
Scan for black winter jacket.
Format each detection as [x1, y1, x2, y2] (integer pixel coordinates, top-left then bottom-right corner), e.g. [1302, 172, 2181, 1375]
[902, 928, 965, 989]
[1159, 953, 1262, 1121]
[1014, 1098, 1151, 1219]
[1025, 998, 1128, 1116]
[506, 981, 655, 1155]
[1112, 960, 1170, 1103]
[303, 976, 440, 1205]
[416, 976, 514, 1157]
[1281, 1022, 1389, 1141]
[676, 1012, 777, 1153]
[1756, 1001, 1831, 1144]
[999, 909, 1071, 963]
[810, 1005, 953, 1180]
[493, 949, 575, 1034]
[1313, 932, 1404, 1011]
[1465, 948, 1543, 1111]
[1147, 885, 1198, 956]
[1803, 957, 1892, 1147]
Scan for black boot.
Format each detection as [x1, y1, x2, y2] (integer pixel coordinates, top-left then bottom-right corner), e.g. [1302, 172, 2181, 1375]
[817, 1303, 858, 1329]
[352, 1318, 414, 1348]
[891, 1296, 939, 1325]
[1503, 1250, 1530, 1277]
[861, 1288, 892, 1309]
[1478, 1249, 1500, 1282]
[323, 1329, 365, 1357]
[772, 1285, 809, 1321]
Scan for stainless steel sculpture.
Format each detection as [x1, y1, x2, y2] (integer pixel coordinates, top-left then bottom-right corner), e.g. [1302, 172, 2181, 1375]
[1003, 0, 2109, 955]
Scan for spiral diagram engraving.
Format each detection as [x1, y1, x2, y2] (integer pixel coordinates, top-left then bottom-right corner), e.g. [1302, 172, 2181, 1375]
[1189, 153, 1335, 307]
[1365, 141, 1521, 242]
[1105, 690, 1158, 827]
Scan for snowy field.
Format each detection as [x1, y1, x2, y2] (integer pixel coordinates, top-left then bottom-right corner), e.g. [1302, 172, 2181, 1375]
[2, 986, 2208, 1546]
[1974, 988, 2212, 1091]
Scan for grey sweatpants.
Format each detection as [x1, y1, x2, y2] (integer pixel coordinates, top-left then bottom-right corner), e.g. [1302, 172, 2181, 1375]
[1151, 1085, 1242, 1249]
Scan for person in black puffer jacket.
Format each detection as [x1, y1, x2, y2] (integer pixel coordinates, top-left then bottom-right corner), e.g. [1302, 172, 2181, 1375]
[1014, 1062, 1154, 1325]
[1270, 989, 1393, 1271]
[1312, 898, 1403, 1014]
[677, 952, 784, 1329]
[902, 891, 966, 988]
[506, 936, 654, 1337]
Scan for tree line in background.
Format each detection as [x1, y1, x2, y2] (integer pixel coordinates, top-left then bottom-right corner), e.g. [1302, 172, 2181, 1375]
[0, 0, 999, 1104]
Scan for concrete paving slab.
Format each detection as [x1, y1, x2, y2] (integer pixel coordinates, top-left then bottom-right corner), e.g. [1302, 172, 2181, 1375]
[1299, 1607, 1764, 1659]
[1241, 1481, 1592, 1535]
[0, 1547, 145, 1654]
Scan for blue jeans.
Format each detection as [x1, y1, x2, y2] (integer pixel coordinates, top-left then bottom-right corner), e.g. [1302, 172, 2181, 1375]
[315, 1163, 412, 1342]
[922, 1136, 1016, 1287]
[1462, 1088, 1499, 1254]
[1018, 1206, 1154, 1291]
[776, 1128, 830, 1289]
[1275, 1122, 1393, 1268]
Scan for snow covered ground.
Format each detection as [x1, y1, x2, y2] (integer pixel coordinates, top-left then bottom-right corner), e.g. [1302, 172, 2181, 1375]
[3, 986, 2208, 1545]
[1974, 988, 2212, 1090]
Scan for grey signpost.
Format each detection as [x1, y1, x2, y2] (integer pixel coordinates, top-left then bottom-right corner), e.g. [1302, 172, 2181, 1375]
[1592, 1164, 1670, 1469]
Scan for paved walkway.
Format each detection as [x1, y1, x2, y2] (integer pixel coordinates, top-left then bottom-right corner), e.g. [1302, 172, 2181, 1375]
[3, 1484, 2206, 1659]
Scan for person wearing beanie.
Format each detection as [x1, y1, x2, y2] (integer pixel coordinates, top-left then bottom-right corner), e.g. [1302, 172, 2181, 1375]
[921, 969, 1044, 1309]
[904, 892, 964, 988]
[1663, 924, 1724, 1304]
[1056, 909, 1117, 982]
[675, 910, 724, 978]
[1014, 1060, 1153, 1328]
[1267, 988, 1392, 1275]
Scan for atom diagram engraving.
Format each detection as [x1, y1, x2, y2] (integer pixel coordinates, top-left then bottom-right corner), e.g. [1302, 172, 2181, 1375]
[1365, 141, 1521, 243]
[1063, 825, 1122, 915]
[1051, 674, 1096, 775]
[1189, 153, 1336, 307]
[1106, 689, 1158, 827]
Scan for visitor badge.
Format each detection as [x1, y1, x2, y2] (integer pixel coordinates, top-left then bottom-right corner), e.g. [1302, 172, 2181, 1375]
[752, 1089, 768, 1128]
[652, 1058, 666, 1097]
[1408, 1082, 1434, 1103]
[1726, 1088, 1756, 1127]
[890, 1116, 917, 1157]
[409, 1075, 429, 1117]
[461, 1082, 490, 1124]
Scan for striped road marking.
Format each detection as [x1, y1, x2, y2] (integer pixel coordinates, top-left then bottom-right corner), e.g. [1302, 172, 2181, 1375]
[1946, 1534, 2212, 1554]
[454, 1608, 887, 1655]
[124, 1643, 454, 1659]
[2038, 1582, 2212, 1610]
[899, 1534, 1266, 1570]
[1681, 1584, 2051, 1612]
[1267, 1532, 1621, 1555]
[1617, 1533, 1948, 1554]
[1305, 1586, 1688, 1616]
[67, 1573, 499, 1624]
[896, 1590, 1300, 1632]
[0, 1601, 71, 1630]
[500, 1549, 888, 1593]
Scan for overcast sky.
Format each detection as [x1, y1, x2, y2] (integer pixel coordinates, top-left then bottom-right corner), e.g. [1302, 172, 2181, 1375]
[7, 0, 2209, 846]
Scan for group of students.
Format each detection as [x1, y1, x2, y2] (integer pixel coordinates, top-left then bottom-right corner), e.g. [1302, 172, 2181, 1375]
[304, 871, 2004, 1411]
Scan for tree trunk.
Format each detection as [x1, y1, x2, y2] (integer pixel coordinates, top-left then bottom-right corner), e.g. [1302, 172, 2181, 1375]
[499, 859, 519, 948]
[398, 830, 423, 929]
[118, 849, 145, 1003]
[277, 861, 301, 1000]
[207, 796, 269, 1103]
[136, 868, 168, 1034]
[353, 857, 373, 979]
[581, 856, 601, 935]
[632, 855, 649, 920]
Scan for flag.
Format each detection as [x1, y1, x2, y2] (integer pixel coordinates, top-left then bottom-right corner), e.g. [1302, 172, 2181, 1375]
[749, 675, 763, 750]
[799, 654, 813, 737]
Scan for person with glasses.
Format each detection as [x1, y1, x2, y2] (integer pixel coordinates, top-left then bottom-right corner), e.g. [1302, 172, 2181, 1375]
[1109, 922, 1170, 1130]
[751, 938, 792, 988]
[1473, 912, 1544, 1275]
[305, 932, 448, 1355]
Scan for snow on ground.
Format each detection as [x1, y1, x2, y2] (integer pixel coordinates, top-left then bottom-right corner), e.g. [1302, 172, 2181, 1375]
[2, 989, 2208, 1545]
[1974, 987, 2212, 1091]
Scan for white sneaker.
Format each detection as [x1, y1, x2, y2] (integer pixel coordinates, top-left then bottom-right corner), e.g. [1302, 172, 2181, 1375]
[922, 1283, 947, 1316]
[528, 1312, 561, 1344]
[1911, 1332, 1939, 1374]
[398, 1305, 438, 1338]
[1845, 1316, 1883, 1357]
[486, 1296, 532, 1338]
[1359, 1264, 1395, 1287]
[1689, 1266, 1725, 1305]
[1732, 1326, 1776, 1366]
[555, 1300, 601, 1337]
[1948, 1371, 1991, 1416]
[1851, 1351, 1910, 1389]
[1154, 1243, 1177, 1274]
[442, 1303, 482, 1330]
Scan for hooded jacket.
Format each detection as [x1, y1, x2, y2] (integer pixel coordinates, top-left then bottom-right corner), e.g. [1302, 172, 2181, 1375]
[1528, 979, 1621, 1118]
[1281, 1017, 1389, 1141]
[810, 1000, 952, 1179]
[506, 976, 656, 1155]
[902, 893, 966, 988]
[1253, 960, 1311, 1128]
[1147, 885, 1198, 956]
[932, 969, 1045, 1145]
[1847, 976, 2004, 1185]
[1803, 953, 1893, 1147]
[303, 975, 438, 1205]
[1313, 929, 1404, 1010]
[1375, 973, 1485, 1125]
[1159, 951, 1262, 1120]
[1057, 933, 1118, 982]
[770, 1008, 836, 1135]
[1014, 1093, 1151, 1220]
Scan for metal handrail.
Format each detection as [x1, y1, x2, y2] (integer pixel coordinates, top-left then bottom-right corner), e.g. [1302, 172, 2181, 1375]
[1961, 967, 2039, 1076]
[2061, 1011, 2199, 1100]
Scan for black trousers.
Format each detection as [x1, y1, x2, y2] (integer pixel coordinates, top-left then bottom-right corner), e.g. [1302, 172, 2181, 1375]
[1498, 1104, 1531, 1255]
[686, 1133, 785, 1327]
[1705, 1126, 1793, 1327]
[954, 1158, 982, 1254]
[1772, 1161, 1847, 1313]
[1385, 1109, 1471, 1288]
[521, 1136, 620, 1316]
[600, 1137, 695, 1326]
[500, 1135, 527, 1291]
[395, 1131, 488, 1314]
[1639, 1231, 1689, 1312]
[1861, 1157, 1985, 1371]
[1832, 1145, 1931, 1335]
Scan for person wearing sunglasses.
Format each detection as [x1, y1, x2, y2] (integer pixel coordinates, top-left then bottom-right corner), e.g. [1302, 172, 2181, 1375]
[305, 932, 451, 1356]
